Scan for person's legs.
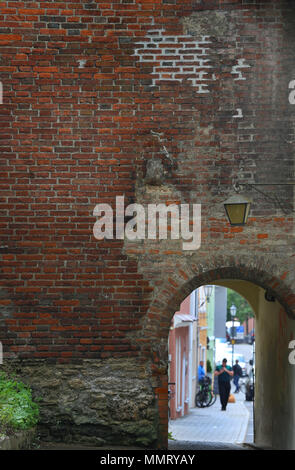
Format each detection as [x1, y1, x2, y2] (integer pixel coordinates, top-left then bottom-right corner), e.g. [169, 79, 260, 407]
[224, 382, 231, 408]
[219, 382, 231, 410]
[219, 382, 226, 410]
[233, 375, 239, 392]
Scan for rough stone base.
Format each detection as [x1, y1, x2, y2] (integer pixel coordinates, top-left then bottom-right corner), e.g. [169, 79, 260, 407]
[0, 428, 36, 450]
[1, 359, 158, 448]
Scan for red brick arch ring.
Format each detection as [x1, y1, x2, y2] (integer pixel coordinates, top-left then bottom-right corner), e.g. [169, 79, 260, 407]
[140, 253, 295, 347]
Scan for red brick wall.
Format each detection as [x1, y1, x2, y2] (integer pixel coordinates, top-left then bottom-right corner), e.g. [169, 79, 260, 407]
[1, 0, 295, 448]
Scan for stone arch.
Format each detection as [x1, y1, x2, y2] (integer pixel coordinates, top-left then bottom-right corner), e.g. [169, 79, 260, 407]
[141, 253, 295, 449]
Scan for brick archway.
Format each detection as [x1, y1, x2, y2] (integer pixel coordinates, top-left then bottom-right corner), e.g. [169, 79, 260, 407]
[141, 253, 295, 344]
[2, 0, 295, 451]
[140, 253, 295, 448]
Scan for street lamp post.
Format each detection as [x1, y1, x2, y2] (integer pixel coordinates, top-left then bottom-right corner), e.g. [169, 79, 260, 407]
[204, 285, 213, 303]
[230, 304, 237, 367]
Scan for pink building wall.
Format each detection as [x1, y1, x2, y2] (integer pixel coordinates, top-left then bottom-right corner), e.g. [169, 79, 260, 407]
[169, 295, 191, 420]
[243, 317, 255, 336]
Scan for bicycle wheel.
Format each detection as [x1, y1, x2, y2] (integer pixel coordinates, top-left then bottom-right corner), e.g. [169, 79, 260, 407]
[195, 391, 203, 407]
[207, 392, 217, 407]
[195, 390, 211, 408]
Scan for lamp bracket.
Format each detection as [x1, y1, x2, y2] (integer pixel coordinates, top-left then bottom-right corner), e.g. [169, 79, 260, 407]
[233, 181, 295, 215]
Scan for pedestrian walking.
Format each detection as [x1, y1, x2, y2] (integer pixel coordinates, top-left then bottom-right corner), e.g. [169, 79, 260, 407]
[232, 359, 243, 393]
[214, 358, 233, 411]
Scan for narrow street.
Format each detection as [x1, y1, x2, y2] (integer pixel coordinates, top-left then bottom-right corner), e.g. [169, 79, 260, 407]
[169, 343, 255, 450]
[169, 385, 253, 449]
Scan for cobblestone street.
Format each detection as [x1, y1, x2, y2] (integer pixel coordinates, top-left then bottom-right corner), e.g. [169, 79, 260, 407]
[168, 384, 253, 450]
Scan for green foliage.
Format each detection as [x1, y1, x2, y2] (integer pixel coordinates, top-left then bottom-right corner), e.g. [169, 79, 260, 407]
[0, 372, 39, 434]
[227, 289, 254, 324]
[206, 360, 212, 373]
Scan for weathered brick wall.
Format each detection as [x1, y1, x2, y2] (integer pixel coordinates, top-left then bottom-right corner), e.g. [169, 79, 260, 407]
[1, 0, 295, 447]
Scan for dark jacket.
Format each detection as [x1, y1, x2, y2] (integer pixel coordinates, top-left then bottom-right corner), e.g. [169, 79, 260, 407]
[233, 364, 243, 377]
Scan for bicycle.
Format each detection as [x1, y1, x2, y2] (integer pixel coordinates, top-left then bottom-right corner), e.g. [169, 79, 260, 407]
[195, 376, 217, 408]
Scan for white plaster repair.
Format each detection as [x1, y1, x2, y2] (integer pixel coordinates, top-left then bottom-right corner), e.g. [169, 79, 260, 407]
[134, 29, 251, 93]
[231, 59, 250, 81]
[133, 30, 213, 93]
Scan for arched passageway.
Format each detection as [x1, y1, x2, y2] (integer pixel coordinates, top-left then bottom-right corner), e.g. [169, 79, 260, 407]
[2, 0, 295, 452]
[149, 264, 295, 450]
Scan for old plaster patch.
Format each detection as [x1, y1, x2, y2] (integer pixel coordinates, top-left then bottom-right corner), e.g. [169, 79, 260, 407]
[181, 10, 236, 39]
[133, 10, 251, 93]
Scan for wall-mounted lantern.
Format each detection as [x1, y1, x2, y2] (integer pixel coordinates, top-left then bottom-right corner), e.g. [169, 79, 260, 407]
[224, 194, 252, 226]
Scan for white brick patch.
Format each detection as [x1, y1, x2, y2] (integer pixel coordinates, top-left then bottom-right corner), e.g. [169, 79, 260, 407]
[78, 59, 87, 69]
[133, 30, 214, 93]
[231, 58, 250, 81]
[233, 108, 243, 118]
